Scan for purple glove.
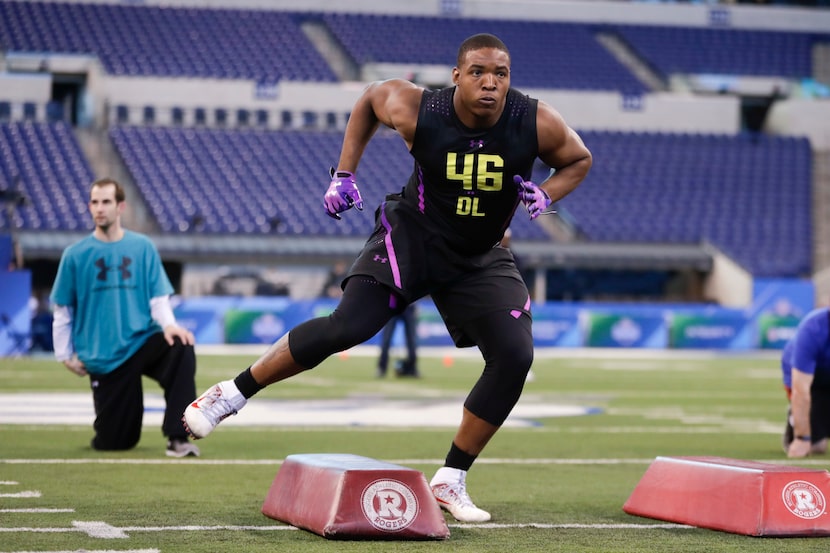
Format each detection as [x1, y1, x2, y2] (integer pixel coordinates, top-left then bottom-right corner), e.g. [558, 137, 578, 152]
[514, 175, 551, 220]
[324, 168, 364, 220]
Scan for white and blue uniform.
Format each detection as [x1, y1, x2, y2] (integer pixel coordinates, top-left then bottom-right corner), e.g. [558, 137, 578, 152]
[781, 307, 830, 445]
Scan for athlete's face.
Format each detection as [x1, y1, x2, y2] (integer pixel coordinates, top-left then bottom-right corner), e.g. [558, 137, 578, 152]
[452, 47, 511, 127]
[88, 183, 123, 231]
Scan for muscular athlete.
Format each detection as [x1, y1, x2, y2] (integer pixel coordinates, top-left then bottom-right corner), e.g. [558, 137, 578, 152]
[184, 33, 591, 522]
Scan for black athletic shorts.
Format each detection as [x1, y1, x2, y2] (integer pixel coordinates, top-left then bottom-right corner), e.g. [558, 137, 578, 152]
[345, 197, 530, 347]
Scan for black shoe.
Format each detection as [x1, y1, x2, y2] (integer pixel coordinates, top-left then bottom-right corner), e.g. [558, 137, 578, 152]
[394, 360, 420, 378]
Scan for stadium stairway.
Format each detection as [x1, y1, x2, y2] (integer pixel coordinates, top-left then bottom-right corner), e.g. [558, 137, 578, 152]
[299, 18, 360, 82]
[594, 31, 668, 93]
[74, 126, 157, 234]
[812, 41, 830, 86]
[814, 151, 830, 273]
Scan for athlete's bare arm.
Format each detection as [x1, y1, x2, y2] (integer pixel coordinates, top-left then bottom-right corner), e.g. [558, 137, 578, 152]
[337, 79, 424, 173]
[788, 367, 813, 458]
[534, 101, 592, 203]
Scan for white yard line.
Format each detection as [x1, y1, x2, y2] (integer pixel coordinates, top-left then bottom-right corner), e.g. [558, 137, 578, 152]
[1, 457, 827, 466]
[0, 521, 690, 538]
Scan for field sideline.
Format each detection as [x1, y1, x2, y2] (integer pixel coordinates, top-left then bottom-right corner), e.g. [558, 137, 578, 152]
[2, 347, 829, 552]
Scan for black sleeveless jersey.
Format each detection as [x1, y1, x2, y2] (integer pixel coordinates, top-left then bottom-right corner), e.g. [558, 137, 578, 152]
[402, 86, 539, 255]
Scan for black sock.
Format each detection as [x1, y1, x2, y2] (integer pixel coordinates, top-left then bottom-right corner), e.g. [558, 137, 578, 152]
[444, 442, 477, 471]
[233, 366, 265, 399]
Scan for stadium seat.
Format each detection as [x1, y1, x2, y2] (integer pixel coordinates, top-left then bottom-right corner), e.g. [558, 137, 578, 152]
[22, 102, 37, 121]
[171, 106, 185, 125]
[236, 108, 250, 127]
[215, 108, 228, 127]
[194, 107, 207, 126]
[255, 109, 269, 127]
[142, 105, 155, 125]
[115, 104, 129, 124]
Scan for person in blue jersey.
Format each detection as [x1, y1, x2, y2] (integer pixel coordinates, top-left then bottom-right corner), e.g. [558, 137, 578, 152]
[781, 306, 830, 458]
[51, 178, 200, 458]
[184, 34, 592, 520]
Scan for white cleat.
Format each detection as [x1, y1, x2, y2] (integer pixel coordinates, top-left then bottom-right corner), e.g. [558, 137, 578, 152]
[430, 467, 491, 522]
[183, 380, 246, 439]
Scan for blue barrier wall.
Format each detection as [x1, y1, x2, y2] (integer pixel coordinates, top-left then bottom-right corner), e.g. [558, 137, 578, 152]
[0, 270, 32, 356]
[174, 277, 814, 351]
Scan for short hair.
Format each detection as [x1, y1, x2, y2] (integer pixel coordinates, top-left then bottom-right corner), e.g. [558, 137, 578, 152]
[90, 177, 126, 203]
[456, 33, 510, 67]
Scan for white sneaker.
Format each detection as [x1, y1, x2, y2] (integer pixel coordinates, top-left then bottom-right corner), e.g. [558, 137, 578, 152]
[166, 438, 200, 458]
[183, 380, 247, 439]
[430, 467, 491, 522]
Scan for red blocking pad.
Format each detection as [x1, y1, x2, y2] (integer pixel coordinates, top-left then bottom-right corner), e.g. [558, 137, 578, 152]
[623, 456, 830, 536]
[262, 453, 450, 540]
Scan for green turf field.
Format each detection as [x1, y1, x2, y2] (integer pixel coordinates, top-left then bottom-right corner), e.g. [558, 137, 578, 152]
[2, 348, 829, 552]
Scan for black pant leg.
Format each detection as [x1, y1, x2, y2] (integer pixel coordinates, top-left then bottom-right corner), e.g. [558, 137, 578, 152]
[89, 359, 144, 451]
[139, 333, 197, 440]
[402, 308, 418, 366]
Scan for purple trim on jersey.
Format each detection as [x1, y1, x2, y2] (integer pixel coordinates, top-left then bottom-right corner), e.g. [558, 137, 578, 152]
[380, 203, 403, 289]
[388, 293, 398, 309]
[417, 166, 426, 213]
[510, 295, 532, 319]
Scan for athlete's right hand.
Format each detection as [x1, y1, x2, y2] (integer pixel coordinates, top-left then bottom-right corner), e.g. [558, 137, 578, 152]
[63, 357, 88, 377]
[514, 175, 552, 220]
[324, 168, 364, 220]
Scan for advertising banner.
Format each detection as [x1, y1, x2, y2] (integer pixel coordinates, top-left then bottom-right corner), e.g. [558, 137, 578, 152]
[756, 313, 800, 349]
[582, 312, 667, 348]
[414, 302, 452, 347]
[531, 304, 581, 347]
[224, 309, 289, 344]
[669, 313, 750, 349]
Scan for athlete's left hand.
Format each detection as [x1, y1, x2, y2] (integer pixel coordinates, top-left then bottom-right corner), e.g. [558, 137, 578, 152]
[514, 175, 552, 220]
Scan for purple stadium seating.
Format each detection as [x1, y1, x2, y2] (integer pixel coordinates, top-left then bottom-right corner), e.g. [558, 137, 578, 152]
[108, 125, 553, 241]
[0, 1, 337, 82]
[546, 131, 812, 277]
[615, 25, 818, 79]
[0, 122, 94, 231]
[323, 13, 648, 93]
[3, 2, 823, 89]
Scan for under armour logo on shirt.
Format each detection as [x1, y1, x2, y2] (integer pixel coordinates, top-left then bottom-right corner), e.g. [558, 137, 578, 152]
[470, 140, 484, 149]
[373, 254, 388, 264]
[95, 257, 132, 281]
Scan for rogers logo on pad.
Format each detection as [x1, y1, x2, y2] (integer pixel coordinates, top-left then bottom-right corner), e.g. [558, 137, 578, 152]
[782, 480, 827, 520]
[360, 479, 419, 532]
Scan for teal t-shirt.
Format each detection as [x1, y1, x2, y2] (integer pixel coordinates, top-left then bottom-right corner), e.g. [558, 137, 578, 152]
[50, 230, 174, 374]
